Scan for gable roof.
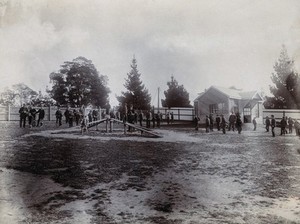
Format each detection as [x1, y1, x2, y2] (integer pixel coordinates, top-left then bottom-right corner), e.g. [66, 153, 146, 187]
[194, 92, 205, 102]
[239, 91, 263, 100]
[212, 86, 242, 99]
[194, 86, 263, 102]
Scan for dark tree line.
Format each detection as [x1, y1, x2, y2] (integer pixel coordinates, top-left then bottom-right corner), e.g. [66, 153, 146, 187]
[1, 56, 193, 110]
[5, 47, 300, 110]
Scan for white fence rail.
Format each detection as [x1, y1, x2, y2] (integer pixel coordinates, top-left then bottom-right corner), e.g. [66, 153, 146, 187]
[153, 107, 195, 121]
[262, 109, 300, 123]
[0, 105, 106, 121]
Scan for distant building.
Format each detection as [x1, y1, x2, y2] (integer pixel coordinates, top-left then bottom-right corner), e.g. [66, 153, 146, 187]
[194, 86, 264, 123]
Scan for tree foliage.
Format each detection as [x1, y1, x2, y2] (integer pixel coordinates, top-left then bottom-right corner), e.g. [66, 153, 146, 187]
[162, 76, 191, 108]
[31, 90, 56, 106]
[0, 83, 38, 106]
[264, 46, 300, 109]
[0, 88, 17, 106]
[49, 57, 110, 108]
[117, 57, 151, 111]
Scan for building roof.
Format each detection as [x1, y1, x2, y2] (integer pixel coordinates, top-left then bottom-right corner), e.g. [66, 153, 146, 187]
[211, 86, 242, 99]
[194, 86, 263, 102]
[240, 91, 257, 100]
[194, 92, 205, 102]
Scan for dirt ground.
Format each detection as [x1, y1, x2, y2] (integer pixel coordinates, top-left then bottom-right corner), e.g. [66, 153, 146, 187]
[0, 121, 300, 224]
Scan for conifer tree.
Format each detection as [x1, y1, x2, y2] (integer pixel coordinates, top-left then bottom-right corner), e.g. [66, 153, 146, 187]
[162, 76, 191, 108]
[117, 57, 151, 111]
[264, 46, 300, 109]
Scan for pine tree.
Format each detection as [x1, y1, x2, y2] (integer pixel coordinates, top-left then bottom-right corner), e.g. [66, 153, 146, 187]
[162, 76, 191, 108]
[264, 46, 300, 109]
[117, 57, 151, 111]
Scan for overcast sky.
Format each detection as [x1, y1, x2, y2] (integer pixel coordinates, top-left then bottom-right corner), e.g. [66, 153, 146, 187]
[1, 0, 300, 106]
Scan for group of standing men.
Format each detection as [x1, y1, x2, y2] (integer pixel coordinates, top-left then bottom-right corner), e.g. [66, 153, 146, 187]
[144, 111, 174, 128]
[123, 110, 174, 129]
[195, 112, 243, 134]
[62, 107, 100, 128]
[19, 104, 45, 128]
[265, 115, 299, 137]
[194, 111, 299, 138]
[263, 115, 276, 137]
[19, 104, 102, 129]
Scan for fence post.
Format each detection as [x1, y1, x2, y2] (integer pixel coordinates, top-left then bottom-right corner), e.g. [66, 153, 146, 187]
[124, 123, 127, 134]
[49, 105, 51, 121]
[8, 105, 10, 121]
[106, 118, 108, 133]
[178, 109, 180, 121]
[110, 119, 113, 132]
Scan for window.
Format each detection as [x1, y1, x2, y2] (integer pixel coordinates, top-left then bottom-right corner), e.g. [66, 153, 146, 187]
[243, 107, 251, 115]
[209, 104, 218, 114]
[233, 106, 239, 114]
[233, 99, 239, 107]
[218, 103, 225, 114]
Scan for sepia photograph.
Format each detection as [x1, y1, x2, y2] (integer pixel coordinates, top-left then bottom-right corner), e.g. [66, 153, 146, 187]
[0, 0, 300, 223]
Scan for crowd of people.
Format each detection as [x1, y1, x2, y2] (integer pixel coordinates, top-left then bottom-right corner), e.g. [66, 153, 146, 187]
[194, 112, 300, 137]
[194, 112, 243, 135]
[18, 104, 300, 137]
[62, 107, 97, 128]
[122, 110, 174, 130]
[265, 115, 300, 137]
[18, 104, 104, 129]
[19, 104, 45, 128]
[18, 104, 177, 130]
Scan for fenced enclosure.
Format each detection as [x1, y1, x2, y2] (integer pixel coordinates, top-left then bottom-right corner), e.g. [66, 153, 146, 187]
[153, 107, 195, 121]
[0, 105, 107, 121]
[0, 105, 195, 121]
[262, 109, 300, 123]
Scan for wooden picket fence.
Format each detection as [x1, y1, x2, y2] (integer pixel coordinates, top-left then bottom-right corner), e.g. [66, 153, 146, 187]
[262, 109, 300, 123]
[0, 105, 106, 121]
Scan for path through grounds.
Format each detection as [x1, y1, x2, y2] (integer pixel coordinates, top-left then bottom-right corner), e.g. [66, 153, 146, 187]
[0, 121, 300, 223]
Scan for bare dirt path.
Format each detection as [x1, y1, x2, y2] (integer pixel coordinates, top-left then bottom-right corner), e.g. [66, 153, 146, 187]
[0, 121, 300, 223]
